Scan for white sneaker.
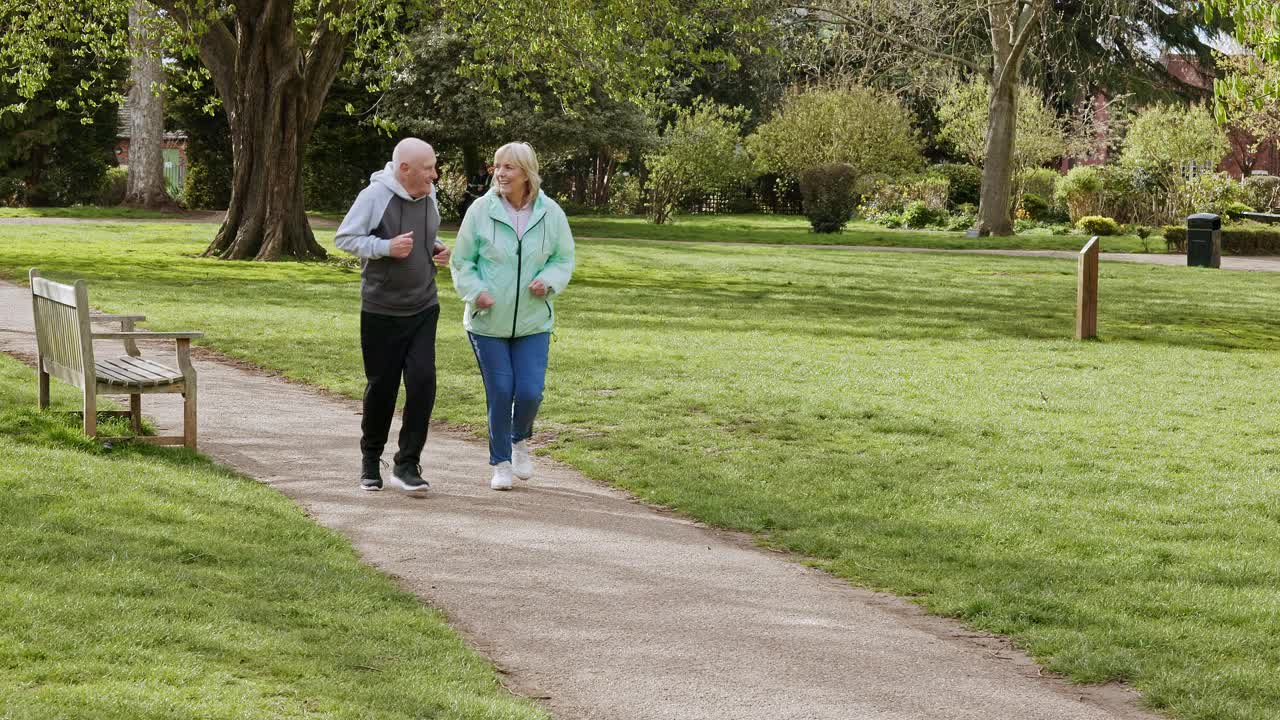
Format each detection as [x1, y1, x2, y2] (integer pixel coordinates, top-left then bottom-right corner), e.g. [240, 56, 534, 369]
[512, 440, 534, 479]
[490, 461, 513, 491]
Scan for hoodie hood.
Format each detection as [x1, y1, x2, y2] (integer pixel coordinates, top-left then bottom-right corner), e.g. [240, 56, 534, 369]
[370, 162, 435, 201]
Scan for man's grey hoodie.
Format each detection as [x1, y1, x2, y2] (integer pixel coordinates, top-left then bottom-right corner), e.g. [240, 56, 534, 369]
[335, 163, 444, 316]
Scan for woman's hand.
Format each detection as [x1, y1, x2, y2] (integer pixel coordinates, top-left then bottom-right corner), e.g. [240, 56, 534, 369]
[529, 279, 548, 297]
[475, 291, 496, 309]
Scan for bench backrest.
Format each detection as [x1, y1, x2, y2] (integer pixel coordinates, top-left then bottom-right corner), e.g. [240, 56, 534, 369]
[29, 268, 95, 390]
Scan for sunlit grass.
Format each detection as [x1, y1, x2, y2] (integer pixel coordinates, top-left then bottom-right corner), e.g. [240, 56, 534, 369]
[0, 353, 547, 720]
[1, 221, 1278, 719]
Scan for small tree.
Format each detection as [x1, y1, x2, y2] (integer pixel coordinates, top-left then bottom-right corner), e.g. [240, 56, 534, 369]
[1214, 53, 1280, 176]
[645, 99, 755, 225]
[1121, 103, 1231, 178]
[937, 77, 1066, 172]
[748, 85, 921, 188]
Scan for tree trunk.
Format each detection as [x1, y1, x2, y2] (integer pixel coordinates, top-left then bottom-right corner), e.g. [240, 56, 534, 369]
[978, 77, 1018, 236]
[124, 0, 177, 210]
[204, 104, 323, 260]
[200, 2, 328, 261]
[977, 1, 1041, 237]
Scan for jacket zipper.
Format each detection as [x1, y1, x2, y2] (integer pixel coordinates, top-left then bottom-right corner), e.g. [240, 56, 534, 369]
[512, 230, 523, 338]
[510, 212, 548, 338]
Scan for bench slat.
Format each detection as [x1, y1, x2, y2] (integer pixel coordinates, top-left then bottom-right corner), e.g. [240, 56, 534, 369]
[113, 356, 176, 382]
[95, 357, 183, 388]
[92, 360, 135, 384]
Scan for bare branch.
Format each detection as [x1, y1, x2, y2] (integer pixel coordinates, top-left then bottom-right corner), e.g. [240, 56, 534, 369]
[786, 4, 986, 74]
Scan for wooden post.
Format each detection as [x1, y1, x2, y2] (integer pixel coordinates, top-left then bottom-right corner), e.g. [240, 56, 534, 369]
[1076, 236, 1099, 340]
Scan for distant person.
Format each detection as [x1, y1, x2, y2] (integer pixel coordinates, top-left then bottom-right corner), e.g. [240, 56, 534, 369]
[461, 162, 494, 217]
[335, 137, 450, 493]
[450, 142, 575, 490]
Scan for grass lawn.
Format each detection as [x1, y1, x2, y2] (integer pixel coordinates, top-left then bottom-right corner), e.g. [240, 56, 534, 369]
[1, 222, 1278, 720]
[0, 206, 181, 220]
[565, 213, 1156, 253]
[0, 354, 546, 719]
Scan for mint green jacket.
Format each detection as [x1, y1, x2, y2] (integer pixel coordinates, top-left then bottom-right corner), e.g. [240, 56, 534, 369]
[450, 189, 576, 338]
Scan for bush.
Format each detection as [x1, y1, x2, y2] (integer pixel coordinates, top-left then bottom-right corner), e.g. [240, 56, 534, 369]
[859, 174, 949, 220]
[928, 163, 981, 207]
[1056, 166, 1104, 221]
[1163, 223, 1280, 255]
[750, 85, 922, 183]
[97, 166, 128, 206]
[433, 165, 468, 222]
[1020, 193, 1051, 221]
[647, 98, 755, 224]
[1170, 172, 1249, 221]
[0, 177, 27, 207]
[908, 176, 950, 212]
[901, 200, 944, 229]
[181, 160, 232, 210]
[1077, 215, 1120, 236]
[607, 174, 643, 216]
[799, 164, 859, 233]
[947, 212, 976, 232]
[1016, 168, 1060, 205]
[1244, 174, 1280, 211]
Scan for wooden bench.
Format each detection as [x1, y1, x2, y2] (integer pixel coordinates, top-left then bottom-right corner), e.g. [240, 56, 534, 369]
[29, 268, 203, 449]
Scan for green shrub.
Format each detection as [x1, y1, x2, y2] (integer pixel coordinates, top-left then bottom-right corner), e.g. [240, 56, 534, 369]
[1056, 166, 1104, 221]
[946, 212, 976, 232]
[1162, 224, 1280, 254]
[1016, 168, 1059, 204]
[908, 176, 950, 212]
[929, 163, 981, 207]
[902, 200, 944, 229]
[1171, 172, 1249, 221]
[799, 164, 859, 233]
[1244, 174, 1280, 211]
[97, 166, 128, 206]
[433, 165, 468, 222]
[1020, 193, 1051, 221]
[1077, 215, 1120, 236]
[181, 160, 231, 210]
[607, 174, 643, 216]
[0, 177, 27, 207]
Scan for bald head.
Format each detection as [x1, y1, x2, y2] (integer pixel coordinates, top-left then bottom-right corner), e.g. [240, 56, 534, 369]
[392, 138, 437, 199]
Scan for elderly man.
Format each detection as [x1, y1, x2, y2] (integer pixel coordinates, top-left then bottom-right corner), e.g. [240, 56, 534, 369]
[335, 138, 450, 492]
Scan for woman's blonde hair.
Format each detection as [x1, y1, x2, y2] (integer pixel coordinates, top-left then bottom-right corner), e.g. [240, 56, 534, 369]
[492, 142, 541, 201]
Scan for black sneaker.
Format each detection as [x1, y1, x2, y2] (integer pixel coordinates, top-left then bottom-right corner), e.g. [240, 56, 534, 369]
[392, 463, 430, 492]
[360, 459, 383, 492]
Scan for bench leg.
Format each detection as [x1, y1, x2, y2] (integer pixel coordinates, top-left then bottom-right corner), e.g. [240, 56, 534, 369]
[130, 394, 142, 434]
[183, 386, 197, 450]
[38, 368, 49, 410]
[83, 387, 96, 438]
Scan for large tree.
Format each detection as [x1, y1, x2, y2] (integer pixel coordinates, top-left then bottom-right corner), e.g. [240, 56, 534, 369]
[123, 0, 175, 210]
[4, 0, 753, 260]
[780, 1, 1220, 235]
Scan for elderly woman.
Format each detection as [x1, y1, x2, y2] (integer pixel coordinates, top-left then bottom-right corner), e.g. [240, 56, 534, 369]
[450, 142, 576, 490]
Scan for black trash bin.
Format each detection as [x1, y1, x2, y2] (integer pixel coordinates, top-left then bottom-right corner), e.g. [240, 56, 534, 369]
[1186, 213, 1222, 268]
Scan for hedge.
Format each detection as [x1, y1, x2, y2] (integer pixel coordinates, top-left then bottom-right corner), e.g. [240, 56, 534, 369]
[1162, 225, 1280, 255]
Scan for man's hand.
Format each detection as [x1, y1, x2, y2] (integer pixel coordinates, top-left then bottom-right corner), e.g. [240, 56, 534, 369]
[529, 279, 548, 297]
[475, 291, 496, 309]
[432, 243, 451, 266]
[388, 231, 414, 259]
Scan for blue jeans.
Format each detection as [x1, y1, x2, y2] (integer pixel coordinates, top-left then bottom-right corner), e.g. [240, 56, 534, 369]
[467, 332, 550, 465]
